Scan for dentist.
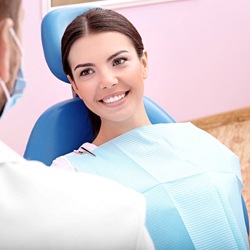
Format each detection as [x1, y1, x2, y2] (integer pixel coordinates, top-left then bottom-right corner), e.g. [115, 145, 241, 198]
[0, 1, 154, 249]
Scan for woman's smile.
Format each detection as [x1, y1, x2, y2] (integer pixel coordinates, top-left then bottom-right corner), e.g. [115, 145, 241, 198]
[100, 91, 129, 105]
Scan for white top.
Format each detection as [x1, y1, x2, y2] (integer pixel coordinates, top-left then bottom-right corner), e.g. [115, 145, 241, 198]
[0, 141, 154, 250]
[51, 142, 97, 171]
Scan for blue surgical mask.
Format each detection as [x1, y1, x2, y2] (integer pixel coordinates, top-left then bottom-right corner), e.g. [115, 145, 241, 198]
[0, 28, 26, 117]
[0, 68, 26, 116]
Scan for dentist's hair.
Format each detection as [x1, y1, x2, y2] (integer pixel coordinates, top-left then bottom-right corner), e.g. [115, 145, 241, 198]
[0, 0, 22, 33]
[61, 8, 145, 137]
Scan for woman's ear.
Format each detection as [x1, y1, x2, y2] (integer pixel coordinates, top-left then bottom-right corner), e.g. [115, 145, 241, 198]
[67, 75, 79, 95]
[141, 50, 148, 79]
[0, 18, 14, 83]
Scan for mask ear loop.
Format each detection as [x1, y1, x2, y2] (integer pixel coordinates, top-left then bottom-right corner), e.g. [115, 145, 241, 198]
[0, 78, 11, 101]
[0, 27, 21, 100]
[9, 27, 24, 56]
[8, 27, 26, 94]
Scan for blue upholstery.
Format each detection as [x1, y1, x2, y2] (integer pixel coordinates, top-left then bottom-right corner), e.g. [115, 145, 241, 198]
[24, 4, 249, 236]
[41, 5, 98, 83]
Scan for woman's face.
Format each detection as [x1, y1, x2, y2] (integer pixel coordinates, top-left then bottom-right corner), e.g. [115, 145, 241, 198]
[67, 31, 148, 125]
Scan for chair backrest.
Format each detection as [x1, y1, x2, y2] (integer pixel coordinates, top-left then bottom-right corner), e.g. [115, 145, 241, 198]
[41, 5, 99, 84]
[24, 4, 249, 235]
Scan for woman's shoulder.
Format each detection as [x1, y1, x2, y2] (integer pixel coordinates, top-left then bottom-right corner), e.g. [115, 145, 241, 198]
[153, 122, 238, 158]
[154, 122, 218, 140]
[50, 142, 97, 170]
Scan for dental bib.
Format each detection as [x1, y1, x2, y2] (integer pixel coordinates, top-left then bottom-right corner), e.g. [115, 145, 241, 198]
[67, 123, 248, 250]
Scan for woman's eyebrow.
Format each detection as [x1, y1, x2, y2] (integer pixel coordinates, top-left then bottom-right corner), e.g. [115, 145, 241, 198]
[107, 50, 128, 62]
[73, 50, 128, 71]
[74, 63, 94, 71]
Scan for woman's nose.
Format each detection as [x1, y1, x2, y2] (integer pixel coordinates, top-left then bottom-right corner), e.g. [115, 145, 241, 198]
[99, 69, 118, 89]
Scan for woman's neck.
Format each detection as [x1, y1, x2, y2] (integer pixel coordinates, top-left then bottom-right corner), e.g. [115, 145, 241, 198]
[93, 112, 151, 146]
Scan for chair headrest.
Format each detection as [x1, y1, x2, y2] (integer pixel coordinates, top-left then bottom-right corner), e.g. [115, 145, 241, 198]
[41, 5, 98, 83]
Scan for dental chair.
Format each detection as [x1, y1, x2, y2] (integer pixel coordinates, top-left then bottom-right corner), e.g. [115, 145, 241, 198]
[23, 5, 249, 236]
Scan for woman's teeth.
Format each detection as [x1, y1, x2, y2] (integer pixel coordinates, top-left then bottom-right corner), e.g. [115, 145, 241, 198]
[103, 93, 126, 104]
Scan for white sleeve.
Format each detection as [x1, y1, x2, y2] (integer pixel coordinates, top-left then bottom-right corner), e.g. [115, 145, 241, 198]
[134, 211, 155, 250]
[0, 160, 154, 250]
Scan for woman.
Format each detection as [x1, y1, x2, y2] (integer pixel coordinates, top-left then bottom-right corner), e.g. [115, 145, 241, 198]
[51, 8, 249, 250]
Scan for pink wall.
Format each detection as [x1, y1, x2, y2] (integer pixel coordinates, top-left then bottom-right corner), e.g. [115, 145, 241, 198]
[0, 0, 250, 155]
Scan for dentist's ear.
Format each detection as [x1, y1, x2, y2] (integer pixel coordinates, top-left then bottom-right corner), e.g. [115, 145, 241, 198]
[141, 50, 148, 79]
[0, 18, 14, 83]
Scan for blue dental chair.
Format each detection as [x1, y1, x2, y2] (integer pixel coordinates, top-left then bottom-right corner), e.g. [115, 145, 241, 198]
[23, 5, 249, 238]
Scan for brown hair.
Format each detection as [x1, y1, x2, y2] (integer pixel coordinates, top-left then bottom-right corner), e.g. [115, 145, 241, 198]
[0, 0, 22, 33]
[61, 8, 145, 138]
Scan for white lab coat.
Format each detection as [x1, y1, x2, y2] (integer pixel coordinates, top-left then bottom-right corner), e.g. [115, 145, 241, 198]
[0, 141, 154, 250]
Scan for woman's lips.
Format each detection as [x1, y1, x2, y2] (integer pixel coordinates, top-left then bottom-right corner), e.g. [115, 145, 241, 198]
[100, 91, 129, 104]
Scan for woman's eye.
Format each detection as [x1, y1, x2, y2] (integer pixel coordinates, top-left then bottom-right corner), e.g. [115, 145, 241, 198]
[113, 58, 127, 66]
[80, 68, 94, 76]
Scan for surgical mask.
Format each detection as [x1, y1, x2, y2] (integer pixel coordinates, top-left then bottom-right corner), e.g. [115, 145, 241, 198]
[0, 27, 26, 117]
